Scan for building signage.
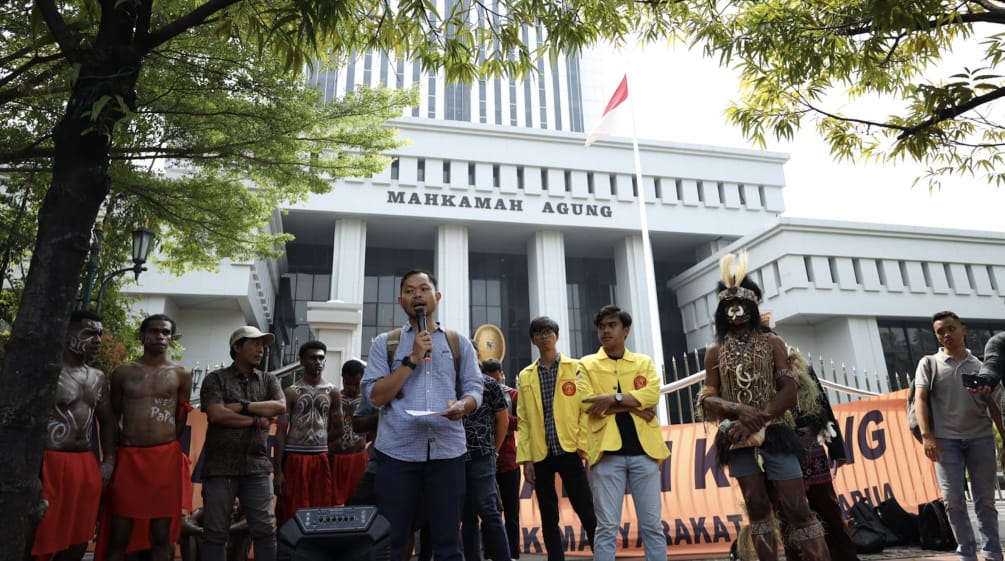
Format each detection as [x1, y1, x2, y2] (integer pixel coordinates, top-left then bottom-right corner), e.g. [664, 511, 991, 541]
[386, 190, 613, 218]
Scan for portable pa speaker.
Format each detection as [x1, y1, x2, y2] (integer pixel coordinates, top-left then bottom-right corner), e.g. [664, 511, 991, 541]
[277, 505, 391, 561]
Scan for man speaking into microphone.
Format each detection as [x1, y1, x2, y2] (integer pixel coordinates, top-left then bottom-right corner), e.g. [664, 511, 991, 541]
[362, 269, 484, 561]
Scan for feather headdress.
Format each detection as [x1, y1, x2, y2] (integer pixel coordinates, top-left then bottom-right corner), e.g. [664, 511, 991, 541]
[717, 250, 760, 303]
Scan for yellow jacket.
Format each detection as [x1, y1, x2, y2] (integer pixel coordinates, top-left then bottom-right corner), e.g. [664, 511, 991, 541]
[516, 354, 587, 463]
[576, 347, 670, 467]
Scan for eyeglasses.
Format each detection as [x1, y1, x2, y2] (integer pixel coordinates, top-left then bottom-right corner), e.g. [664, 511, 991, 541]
[531, 330, 555, 339]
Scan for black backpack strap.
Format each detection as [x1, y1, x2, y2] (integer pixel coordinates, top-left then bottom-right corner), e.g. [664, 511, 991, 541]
[445, 329, 462, 400]
[926, 355, 937, 391]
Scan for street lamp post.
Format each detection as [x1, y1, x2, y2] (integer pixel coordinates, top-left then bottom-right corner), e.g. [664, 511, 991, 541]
[77, 225, 156, 314]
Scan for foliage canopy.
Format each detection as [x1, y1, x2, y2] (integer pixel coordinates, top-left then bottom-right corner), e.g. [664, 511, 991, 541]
[677, 0, 1005, 189]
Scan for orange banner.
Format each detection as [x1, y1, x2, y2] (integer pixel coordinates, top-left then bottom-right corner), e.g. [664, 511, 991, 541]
[522, 389, 940, 558]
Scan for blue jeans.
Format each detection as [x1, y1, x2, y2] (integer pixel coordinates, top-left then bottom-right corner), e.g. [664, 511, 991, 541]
[201, 474, 276, 561]
[375, 452, 466, 561]
[462, 453, 512, 561]
[591, 455, 666, 561]
[934, 436, 1002, 561]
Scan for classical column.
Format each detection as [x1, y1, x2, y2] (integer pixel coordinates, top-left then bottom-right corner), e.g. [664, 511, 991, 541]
[528, 230, 570, 357]
[329, 218, 366, 356]
[615, 235, 652, 355]
[330, 218, 367, 302]
[615, 235, 668, 422]
[435, 224, 470, 335]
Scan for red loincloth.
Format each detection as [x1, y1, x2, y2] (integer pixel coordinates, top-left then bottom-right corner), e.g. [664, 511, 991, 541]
[93, 443, 192, 560]
[31, 450, 103, 557]
[280, 452, 332, 526]
[331, 450, 369, 506]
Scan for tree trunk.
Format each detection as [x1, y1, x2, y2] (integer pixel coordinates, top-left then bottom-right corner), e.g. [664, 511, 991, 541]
[0, 26, 141, 558]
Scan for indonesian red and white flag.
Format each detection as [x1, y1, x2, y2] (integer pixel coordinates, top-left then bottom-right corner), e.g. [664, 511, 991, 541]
[585, 74, 629, 147]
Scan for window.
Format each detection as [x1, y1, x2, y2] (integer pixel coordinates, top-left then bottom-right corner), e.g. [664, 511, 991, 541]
[361, 249, 434, 363]
[566, 257, 617, 358]
[346, 58, 356, 92]
[550, 61, 563, 130]
[445, 82, 471, 121]
[427, 74, 437, 118]
[566, 57, 584, 132]
[469, 253, 531, 379]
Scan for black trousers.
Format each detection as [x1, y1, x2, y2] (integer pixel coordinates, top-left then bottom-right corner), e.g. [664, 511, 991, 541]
[532, 452, 597, 561]
[496, 467, 521, 558]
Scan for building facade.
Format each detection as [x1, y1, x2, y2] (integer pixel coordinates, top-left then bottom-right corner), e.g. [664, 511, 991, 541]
[126, 46, 1005, 405]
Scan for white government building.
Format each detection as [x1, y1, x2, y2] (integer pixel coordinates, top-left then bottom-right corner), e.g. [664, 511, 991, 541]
[126, 44, 1005, 407]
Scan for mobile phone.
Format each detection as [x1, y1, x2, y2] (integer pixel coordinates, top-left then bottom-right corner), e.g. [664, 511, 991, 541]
[961, 373, 989, 389]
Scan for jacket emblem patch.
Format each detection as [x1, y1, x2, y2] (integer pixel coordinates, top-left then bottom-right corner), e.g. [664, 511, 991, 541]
[562, 381, 577, 396]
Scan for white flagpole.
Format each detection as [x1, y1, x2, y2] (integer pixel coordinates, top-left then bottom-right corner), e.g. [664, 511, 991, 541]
[623, 70, 668, 425]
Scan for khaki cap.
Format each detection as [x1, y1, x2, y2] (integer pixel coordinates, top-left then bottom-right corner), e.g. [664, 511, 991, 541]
[229, 326, 276, 347]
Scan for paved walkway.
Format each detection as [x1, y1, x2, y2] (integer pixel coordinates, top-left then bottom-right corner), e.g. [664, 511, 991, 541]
[80, 499, 1005, 560]
[512, 498, 1005, 561]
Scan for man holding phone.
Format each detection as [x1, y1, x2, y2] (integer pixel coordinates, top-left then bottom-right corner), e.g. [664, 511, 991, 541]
[915, 311, 1005, 561]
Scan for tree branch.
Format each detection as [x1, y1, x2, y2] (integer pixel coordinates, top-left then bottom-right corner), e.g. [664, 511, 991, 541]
[135, 0, 154, 45]
[0, 45, 37, 69]
[956, 11, 1005, 24]
[0, 136, 54, 164]
[798, 96, 911, 133]
[35, 0, 81, 60]
[139, 0, 244, 54]
[0, 56, 65, 97]
[829, 9, 1005, 37]
[896, 86, 1005, 140]
[971, 0, 1005, 15]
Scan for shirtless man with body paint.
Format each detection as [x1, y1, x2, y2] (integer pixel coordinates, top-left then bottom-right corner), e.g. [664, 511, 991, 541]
[106, 314, 192, 561]
[31, 310, 117, 561]
[274, 341, 338, 523]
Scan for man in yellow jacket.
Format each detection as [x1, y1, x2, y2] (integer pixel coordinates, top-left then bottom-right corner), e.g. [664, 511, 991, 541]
[516, 316, 597, 561]
[577, 305, 670, 561]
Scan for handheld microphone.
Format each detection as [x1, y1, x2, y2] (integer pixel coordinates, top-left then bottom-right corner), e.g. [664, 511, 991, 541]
[415, 306, 431, 361]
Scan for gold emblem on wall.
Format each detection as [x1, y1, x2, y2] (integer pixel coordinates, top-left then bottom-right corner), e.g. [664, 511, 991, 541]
[473, 324, 506, 363]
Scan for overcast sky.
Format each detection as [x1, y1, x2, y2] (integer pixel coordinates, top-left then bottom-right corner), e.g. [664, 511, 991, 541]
[581, 43, 1005, 233]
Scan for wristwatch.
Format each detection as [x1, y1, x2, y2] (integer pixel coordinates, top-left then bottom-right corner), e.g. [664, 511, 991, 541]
[614, 392, 623, 404]
[401, 355, 417, 370]
[240, 399, 250, 415]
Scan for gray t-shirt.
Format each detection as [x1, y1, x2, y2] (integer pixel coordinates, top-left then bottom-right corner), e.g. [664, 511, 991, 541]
[915, 349, 1000, 439]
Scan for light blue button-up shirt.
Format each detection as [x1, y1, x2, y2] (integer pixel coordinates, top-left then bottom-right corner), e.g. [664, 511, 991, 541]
[362, 323, 483, 462]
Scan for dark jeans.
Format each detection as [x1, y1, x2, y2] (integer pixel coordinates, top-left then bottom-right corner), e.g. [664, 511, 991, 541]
[376, 453, 466, 561]
[496, 467, 521, 558]
[201, 474, 276, 561]
[462, 453, 511, 561]
[533, 452, 597, 561]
